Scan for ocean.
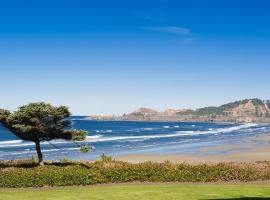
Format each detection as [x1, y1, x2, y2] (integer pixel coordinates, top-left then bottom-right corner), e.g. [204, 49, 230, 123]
[0, 117, 270, 161]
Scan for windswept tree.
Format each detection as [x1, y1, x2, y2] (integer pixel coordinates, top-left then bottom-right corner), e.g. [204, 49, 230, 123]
[0, 109, 10, 124]
[0, 103, 89, 165]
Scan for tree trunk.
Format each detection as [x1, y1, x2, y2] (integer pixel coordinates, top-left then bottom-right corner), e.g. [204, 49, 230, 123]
[35, 141, 44, 165]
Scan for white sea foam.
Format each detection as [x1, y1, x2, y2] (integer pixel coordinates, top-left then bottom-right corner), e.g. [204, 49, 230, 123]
[88, 135, 103, 139]
[174, 126, 180, 128]
[85, 123, 259, 142]
[0, 140, 34, 148]
[141, 128, 155, 131]
[0, 140, 23, 145]
[0, 123, 261, 148]
[2, 147, 81, 156]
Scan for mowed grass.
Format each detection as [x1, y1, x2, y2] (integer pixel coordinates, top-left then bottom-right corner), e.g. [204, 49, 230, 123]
[1, 184, 270, 200]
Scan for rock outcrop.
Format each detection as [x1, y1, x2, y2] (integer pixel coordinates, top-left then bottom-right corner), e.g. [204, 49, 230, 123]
[90, 99, 270, 123]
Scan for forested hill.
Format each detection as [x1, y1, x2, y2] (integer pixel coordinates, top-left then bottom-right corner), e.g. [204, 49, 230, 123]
[178, 99, 270, 117]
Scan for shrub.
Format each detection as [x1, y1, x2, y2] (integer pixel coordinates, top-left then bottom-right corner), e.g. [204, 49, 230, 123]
[100, 154, 113, 162]
[0, 160, 269, 188]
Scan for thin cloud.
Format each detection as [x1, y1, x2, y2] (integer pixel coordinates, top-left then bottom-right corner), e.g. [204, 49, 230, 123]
[146, 26, 191, 35]
[178, 37, 195, 45]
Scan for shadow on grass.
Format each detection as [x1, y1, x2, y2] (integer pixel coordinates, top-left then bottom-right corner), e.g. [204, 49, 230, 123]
[48, 161, 91, 169]
[0, 160, 91, 169]
[203, 198, 270, 200]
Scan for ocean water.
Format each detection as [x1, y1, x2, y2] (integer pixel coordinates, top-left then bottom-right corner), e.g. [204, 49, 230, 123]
[0, 117, 270, 161]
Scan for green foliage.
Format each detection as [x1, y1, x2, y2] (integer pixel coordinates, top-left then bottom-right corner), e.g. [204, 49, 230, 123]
[177, 98, 270, 117]
[59, 158, 76, 164]
[1, 102, 89, 164]
[0, 109, 10, 124]
[179, 107, 224, 116]
[80, 145, 91, 153]
[0, 160, 269, 187]
[3, 102, 76, 142]
[66, 130, 88, 141]
[221, 98, 265, 110]
[2, 102, 89, 142]
[100, 154, 113, 162]
[195, 106, 224, 116]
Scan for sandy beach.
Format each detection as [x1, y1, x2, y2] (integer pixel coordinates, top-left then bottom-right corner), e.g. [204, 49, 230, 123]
[115, 134, 270, 164]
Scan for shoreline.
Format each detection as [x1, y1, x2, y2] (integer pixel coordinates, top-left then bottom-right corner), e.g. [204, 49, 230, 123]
[114, 133, 270, 164]
[1, 121, 270, 163]
[84, 118, 270, 124]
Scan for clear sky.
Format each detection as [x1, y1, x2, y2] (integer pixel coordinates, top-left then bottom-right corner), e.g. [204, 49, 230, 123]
[0, 0, 270, 115]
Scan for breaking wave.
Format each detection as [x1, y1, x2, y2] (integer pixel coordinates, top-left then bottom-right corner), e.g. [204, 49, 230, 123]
[0, 123, 259, 148]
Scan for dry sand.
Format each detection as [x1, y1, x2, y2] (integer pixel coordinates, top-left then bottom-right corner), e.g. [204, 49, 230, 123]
[114, 134, 270, 164]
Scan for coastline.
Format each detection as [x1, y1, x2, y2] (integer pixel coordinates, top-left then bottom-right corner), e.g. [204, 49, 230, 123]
[114, 134, 270, 164]
[2, 120, 270, 162]
[86, 99, 270, 124]
[84, 118, 270, 124]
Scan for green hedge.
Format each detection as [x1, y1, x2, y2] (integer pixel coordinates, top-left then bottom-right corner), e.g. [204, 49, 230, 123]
[0, 160, 270, 187]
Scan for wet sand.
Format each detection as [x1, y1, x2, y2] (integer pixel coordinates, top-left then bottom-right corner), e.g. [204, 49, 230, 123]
[115, 134, 270, 164]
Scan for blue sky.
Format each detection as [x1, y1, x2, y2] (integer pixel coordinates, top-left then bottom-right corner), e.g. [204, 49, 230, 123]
[0, 0, 270, 115]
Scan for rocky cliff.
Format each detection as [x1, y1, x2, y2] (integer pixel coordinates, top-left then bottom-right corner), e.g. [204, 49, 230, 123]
[90, 99, 270, 123]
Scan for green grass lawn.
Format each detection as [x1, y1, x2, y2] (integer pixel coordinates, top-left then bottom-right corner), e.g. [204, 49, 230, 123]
[1, 184, 270, 200]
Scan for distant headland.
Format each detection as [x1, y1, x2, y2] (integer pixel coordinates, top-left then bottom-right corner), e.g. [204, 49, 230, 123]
[88, 98, 270, 123]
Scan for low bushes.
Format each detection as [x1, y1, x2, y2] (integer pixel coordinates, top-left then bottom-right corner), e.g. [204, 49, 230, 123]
[0, 159, 270, 187]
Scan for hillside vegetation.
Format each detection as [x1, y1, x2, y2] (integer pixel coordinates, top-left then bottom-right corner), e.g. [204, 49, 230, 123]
[117, 98, 270, 122]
